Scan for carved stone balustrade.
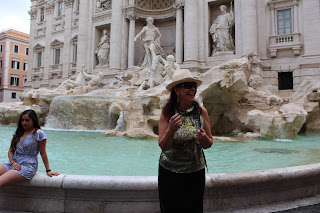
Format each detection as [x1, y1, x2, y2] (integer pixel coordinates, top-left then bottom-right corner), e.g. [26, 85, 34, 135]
[31, 68, 44, 81]
[269, 32, 303, 57]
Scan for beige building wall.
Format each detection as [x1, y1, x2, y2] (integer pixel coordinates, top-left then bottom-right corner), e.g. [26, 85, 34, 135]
[26, 0, 320, 93]
[0, 29, 29, 102]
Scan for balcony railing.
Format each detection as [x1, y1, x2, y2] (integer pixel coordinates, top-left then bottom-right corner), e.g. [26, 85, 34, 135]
[269, 33, 303, 57]
[31, 67, 44, 80]
[49, 64, 63, 79]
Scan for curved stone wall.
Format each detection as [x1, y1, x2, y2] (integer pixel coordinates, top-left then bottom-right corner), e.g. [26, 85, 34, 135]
[1, 163, 320, 212]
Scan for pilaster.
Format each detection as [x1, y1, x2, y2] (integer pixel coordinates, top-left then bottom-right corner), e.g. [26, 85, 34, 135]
[62, 0, 74, 78]
[127, 14, 138, 68]
[173, 1, 184, 64]
[109, 0, 123, 70]
[240, 0, 258, 55]
[76, 0, 89, 72]
[183, 0, 199, 66]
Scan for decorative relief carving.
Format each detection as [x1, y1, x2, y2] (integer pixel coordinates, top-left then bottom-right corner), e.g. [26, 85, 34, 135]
[64, 0, 74, 8]
[28, 7, 37, 19]
[45, 1, 55, 14]
[96, 0, 112, 10]
[126, 14, 138, 21]
[173, 0, 184, 9]
[36, 0, 46, 6]
[135, 0, 175, 10]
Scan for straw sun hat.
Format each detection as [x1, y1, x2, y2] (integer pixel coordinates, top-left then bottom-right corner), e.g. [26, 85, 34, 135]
[166, 69, 202, 91]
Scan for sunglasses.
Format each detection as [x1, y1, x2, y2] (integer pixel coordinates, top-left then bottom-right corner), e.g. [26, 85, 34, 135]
[177, 82, 197, 89]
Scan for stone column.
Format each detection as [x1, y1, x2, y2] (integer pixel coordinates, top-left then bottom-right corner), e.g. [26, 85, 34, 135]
[198, 0, 205, 64]
[174, 1, 184, 64]
[293, 0, 299, 33]
[109, 0, 123, 70]
[76, 0, 89, 71]
[270, 4, 275, 35]
[42, 1, 55, 86]
[241, 0, 258, 55]
[26, 6, 37, 88]
[127, 14, 137, 68]
[62, 0, 73, 79]
[183, 0, 199, 64]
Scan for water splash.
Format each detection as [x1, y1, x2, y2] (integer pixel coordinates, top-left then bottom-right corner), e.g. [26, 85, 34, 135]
[115, 111, 125, 131]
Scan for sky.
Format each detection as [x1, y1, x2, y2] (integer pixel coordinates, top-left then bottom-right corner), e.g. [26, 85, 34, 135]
[0, 0, 31, 34]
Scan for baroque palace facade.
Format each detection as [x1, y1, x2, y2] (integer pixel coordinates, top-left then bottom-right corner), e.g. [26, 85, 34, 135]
[27, 0, 320, 92]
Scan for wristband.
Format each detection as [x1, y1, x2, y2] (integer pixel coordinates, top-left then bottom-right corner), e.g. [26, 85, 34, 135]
[46, 169, 51, 173]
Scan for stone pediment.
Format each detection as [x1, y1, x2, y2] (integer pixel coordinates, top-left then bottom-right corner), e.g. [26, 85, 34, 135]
[34, 43, 45, 50]
[51, 39, 64, 48]
[71, 35, 78, 42]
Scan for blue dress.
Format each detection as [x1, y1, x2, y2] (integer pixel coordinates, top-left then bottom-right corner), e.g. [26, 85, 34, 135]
[2, 129, 47, 180]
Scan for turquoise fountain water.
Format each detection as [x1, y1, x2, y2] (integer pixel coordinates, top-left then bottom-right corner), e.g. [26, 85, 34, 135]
[1, 125, 320, 176]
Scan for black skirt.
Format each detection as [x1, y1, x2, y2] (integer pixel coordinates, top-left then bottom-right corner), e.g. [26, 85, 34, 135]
[158, 164, 205, 213]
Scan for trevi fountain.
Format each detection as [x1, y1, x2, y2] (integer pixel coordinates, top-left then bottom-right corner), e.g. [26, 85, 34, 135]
[1, 0, 320, 212]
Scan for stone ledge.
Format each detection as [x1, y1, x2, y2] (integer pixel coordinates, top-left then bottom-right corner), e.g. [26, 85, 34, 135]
[1, 163, 320, 212]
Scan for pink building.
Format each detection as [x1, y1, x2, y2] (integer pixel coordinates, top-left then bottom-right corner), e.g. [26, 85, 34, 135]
[0, 29, 29, 102]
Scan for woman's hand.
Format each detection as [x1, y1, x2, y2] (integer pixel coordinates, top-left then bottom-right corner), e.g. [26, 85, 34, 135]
[195, 128, 208, 143]
[46, 171, 60, 177]
[168, 113, 182, 133]
[12, 162, 21, 171]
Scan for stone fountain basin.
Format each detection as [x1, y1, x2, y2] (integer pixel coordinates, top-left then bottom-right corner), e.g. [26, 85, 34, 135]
[1, 163, 320, 213]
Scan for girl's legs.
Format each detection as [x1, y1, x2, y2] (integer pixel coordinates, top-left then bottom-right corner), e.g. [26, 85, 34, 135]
[0, 168, 27, 189]
[0, 164, 8, 176]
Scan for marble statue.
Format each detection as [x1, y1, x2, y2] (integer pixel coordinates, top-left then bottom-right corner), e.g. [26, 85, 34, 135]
[96, 0, 111, 9]
[134, 17, 164, 68]
[96, 29, 110, 66]
[162, 55, 180, 81]
[58, 65, 89, 90]
[138, 55, 165, 90]
[87, 72, 103, 88]
[57, 65, 103, 91]
[209, 3, 234, 55]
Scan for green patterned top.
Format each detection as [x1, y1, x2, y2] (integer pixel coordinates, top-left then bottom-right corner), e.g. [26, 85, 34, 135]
[159, 104, 206, 173]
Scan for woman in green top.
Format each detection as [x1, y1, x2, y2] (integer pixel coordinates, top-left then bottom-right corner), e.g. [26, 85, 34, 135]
[158, 69, 213, 213]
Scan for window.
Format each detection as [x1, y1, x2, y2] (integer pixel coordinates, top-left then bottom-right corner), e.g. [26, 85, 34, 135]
[54, 48, 61, 64]
[12, 92, 16, 99]
[0, 45, 2, 52]
[23, 77, 27, 86]
[11, 60, 20, 70]
[14, 45, 19, 53]
[278, 72, 293, 90]
[57, 2, 63, 16]
[72, 44, 77, 63]
[26, 48, 29, 55]
[36, 52, 42, 67]
[40, 7, 45, 22]
[10, 75, 19, 86]
[23, 62, 28, 71]
[0, 59, 2, 68]
[277, 8, 292, 35]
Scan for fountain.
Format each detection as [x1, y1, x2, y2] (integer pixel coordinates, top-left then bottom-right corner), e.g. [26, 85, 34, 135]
[1, 11, 320, 212]
[1, 53, 320, 212]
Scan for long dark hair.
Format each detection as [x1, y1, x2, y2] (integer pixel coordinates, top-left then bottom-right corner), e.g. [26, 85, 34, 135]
[11, 110, 41, 151]
[162, 90, 202, 121]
